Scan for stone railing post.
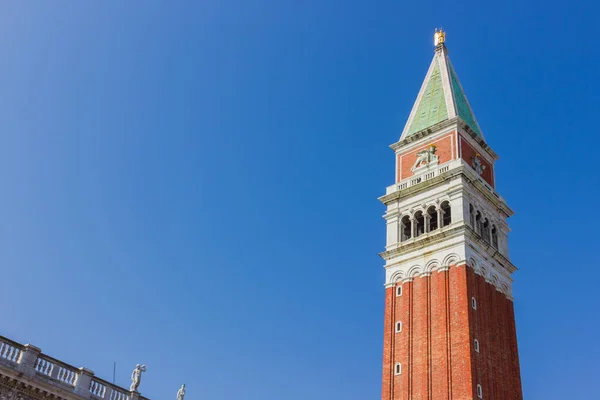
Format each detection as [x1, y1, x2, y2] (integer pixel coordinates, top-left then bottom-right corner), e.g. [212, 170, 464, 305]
[130, 391, 140, 400]
[75, 368, 95, 398]
[17, 344, 41, 377]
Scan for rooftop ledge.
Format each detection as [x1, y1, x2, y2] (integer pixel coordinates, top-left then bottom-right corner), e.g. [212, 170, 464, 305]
[381, 159, 513, 216]
[0, 335, 149, 400]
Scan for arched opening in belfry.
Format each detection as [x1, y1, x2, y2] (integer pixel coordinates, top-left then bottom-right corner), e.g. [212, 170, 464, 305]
[475, 211, 482, 235]
[414, 211, 425, 237]
[441, 201, 451, 227]
[491, 225, 498, 249]
[401, 215, 412, 242]
[482, 218, 490, 243]
[427, 206, 438, 232]
[469, 204, 475, 228]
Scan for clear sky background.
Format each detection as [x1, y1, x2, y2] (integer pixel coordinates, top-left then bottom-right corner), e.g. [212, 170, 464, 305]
[0, 1, 598, 399]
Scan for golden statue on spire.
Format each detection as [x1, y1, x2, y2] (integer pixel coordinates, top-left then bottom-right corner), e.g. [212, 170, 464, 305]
[434, 28, 446, 46]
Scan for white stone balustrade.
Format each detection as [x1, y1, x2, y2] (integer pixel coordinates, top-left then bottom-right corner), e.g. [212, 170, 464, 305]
[57, 365, 78, 386]
[0, 339, 22, 363]
[387, 160, 460, 195]
[35, 355, 78, 386]
[110, 389, 130, 400]
[0, 335, 149, 400]
[385, 159, 504, 201]
[90, 380, 107, 398]
[35, 357, 55, 376]
[89, 377, 131, 400]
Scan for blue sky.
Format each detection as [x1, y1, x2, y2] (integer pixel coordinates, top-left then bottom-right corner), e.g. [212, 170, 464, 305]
[0, 1, 598, 399]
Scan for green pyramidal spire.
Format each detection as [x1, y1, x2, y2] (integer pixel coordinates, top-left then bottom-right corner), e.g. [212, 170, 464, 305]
[401, 31, 483, 140]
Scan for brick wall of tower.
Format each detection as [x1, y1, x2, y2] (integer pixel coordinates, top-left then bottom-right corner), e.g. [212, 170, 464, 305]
[458, 134, 494, 188]
[381, 265, 523, 400]
[467, 267, 523, 400]
[397, 132, 456, 182]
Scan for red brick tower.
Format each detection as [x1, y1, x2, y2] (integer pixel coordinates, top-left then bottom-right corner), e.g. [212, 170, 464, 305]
[379, 30, 523, 400]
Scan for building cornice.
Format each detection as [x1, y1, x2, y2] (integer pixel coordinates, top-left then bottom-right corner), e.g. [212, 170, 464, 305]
[391, 119, 459, 152]
[463, 227, 517, 274]
[390, 118, 499, 161]
[379, 224, 464, 261]
[379, 163, 514, 218]
[0, 369, 69, 400]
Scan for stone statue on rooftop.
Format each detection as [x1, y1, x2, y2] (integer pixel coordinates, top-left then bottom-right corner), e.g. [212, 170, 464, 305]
[177, 384, 186, 400]
[130, 364, 147, 392]
[411, 145, 439, 171]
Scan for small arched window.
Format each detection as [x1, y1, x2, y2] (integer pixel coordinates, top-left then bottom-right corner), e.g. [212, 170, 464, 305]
[395, 321, 402, 333]
[474, 339, 480, 353]
[441, 201, 451, 227]
[414, 211, 425, 237]
[477, 384, 483, 399]
[471, 297, 477, 310]
[396, 286, 403, 297]
[394, 363, 402, 375]
[475, 212, 482, 236]
[482, 219, 490, 243]
[427, 206, 438, 232]
[491, 226, 498, 249]
[401, 216, 412, 242]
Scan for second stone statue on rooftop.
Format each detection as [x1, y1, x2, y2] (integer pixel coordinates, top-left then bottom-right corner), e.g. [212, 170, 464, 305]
[176, 385, 185, 400]
[130, 364, 147, 392]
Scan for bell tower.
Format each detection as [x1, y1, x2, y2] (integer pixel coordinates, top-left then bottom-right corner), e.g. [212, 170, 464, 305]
[379, 31, 523, 400]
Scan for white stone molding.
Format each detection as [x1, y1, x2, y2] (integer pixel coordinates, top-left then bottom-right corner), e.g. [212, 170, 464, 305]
[390, 271, 404, 283]
[407, 265, 423, 278]
[443, 253, 460, 267]
[424, 260, 440, 274]
[383, 232, 514, 298]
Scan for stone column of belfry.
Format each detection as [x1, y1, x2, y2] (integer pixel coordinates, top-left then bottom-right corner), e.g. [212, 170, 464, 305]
[379, 30, 523, 400]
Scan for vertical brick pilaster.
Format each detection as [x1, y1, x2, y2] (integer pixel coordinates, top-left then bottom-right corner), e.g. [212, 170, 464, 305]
[431, 270, 449, 400]
[395, 281, 411, 400]
[382, 287, 394, 400]
[412, 276, 430, 399]
[507, 299, 523, 400]
[449, 266, 473, 399]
